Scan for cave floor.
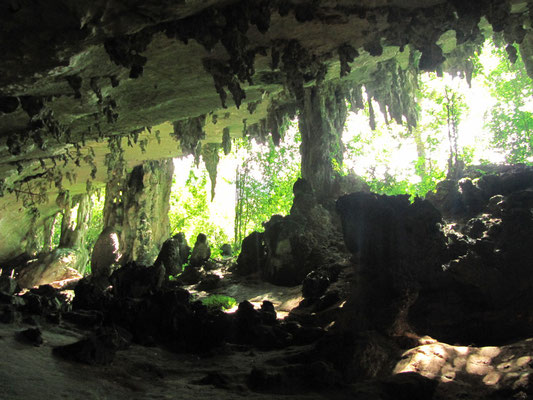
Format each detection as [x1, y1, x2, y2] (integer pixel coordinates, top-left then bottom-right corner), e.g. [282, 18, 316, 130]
[189, 264, 305, 318]
[1, 319, 532, 400]
[2, 266, 532, 399]
[0, 321, 325, 400]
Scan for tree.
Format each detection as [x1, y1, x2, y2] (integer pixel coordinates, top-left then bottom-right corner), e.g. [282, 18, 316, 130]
[480, 43, 533, 163]
[343, 73, 470, 198]
[233, 128, 301, 247]
[168, 166, 229, 253]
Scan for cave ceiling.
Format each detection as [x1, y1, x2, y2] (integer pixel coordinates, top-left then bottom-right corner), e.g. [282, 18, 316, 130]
[0, 0, 532, 261]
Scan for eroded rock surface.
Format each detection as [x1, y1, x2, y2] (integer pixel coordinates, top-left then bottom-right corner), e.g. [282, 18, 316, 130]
[90, 227, 121, 278]
[335, 166, 533, 347]
[236, 178, 348, 286]
[16, 248, 85, 289]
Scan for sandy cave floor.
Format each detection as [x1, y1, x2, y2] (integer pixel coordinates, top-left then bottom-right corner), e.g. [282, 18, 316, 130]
[1, 269, 532, 400]
[0, 322, 329, 400]
[2, 321, 532, 400]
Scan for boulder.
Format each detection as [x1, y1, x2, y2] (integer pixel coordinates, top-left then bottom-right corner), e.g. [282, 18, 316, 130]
[336, 192, 446, 334]
[173, 232, 191, 266]
[91, 227, 121, 278]
[52, 327, 130, 365]
[110, 262, 165, 298]
[16, 327, 43, 347]
[235, 231, 266, 276]
[220, 243, 233, 257]
[409, 187, 533, 344]
[154, 236, 182, 276]
[177, 264, 204, 285]
[16, 248, 86, 289]
[195, 274, 221, 291]
[189, 233, 211, 268]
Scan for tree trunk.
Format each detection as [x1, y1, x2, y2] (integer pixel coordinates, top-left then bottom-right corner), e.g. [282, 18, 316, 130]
[412, 127, 427, 180]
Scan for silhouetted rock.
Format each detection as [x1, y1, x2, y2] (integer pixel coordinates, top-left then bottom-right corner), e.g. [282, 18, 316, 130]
[72, 276, 111, 311]
[190, 233, 211, 268]
[173, 232, 191, 265]
[154, 236, 182, 276]
[110, 262, 164, 298]
[235, 231, 266, 276]
[177, 265, 203, 285]
[220, 243, 233, 257]
[0, 275, 18, 295]
[52, 327, 130, 365]
[237, 179, 344, 286]
[336, 192, 446, 334]
[195, 273, 220, 291]
[16, 327, 43, 346]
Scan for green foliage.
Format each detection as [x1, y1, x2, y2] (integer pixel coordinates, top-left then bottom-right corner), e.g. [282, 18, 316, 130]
[234, 126, 301, 247]
[344, 71, 466, 198]
[168, 166, 230, 252]
[479, 43, 533, 163]
[85, 192, 105, 253]
[201, 295, 237, 310]
[51, 212, 63, 248]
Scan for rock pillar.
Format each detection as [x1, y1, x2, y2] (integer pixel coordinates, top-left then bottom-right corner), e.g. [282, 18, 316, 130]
[298, 85, 347, 200]
[102, 159, 174, 265]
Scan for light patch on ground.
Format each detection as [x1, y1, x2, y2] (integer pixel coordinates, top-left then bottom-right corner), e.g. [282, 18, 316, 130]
[394, 337, 533, 398]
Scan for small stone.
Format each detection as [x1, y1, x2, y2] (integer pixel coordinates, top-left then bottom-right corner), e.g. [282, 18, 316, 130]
[16, 327, 43, 346]
[195, 274, 220, 291]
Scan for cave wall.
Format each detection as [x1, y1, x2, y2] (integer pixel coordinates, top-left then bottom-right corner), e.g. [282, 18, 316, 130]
[0, 0, 532, 262]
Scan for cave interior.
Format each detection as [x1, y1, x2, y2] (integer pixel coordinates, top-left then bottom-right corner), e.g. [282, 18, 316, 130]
[1, 1, 533, 399]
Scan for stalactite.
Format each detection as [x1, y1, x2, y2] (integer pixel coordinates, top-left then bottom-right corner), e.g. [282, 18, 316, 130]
[202, 143, 221, 201]
[364, 56, 419, 128]
[222, 128, 232, 155]
[172, 115, 206, 158]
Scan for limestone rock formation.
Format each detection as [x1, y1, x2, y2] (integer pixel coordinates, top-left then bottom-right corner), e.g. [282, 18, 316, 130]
[90, 227, 121, 278]
[220, 243, 233, 257]
[0, 275, 18, 295]
[109, 262, 165, 298]
[0, 168, 532, 399]
[16, 248, 86, 289]
[190, 233, 211, 269]
[0, 2, 532, 397]
[153, 236, 182, 276]
[236, 178, 347, 286]
[104, 159, 174, 265]
[335, 166, 533, 345]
